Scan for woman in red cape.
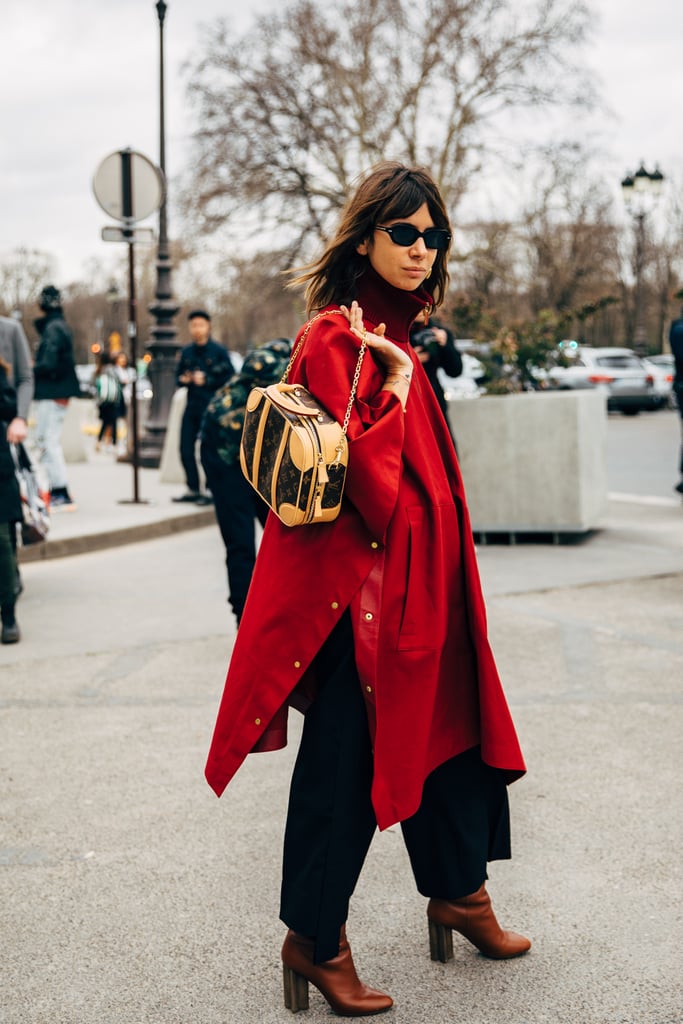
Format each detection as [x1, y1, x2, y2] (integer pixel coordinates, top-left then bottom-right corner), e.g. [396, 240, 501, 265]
[205, 163, 530, 1017]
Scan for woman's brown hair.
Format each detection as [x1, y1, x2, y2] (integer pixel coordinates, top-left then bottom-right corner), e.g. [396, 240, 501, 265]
[289, 162, 451, 314]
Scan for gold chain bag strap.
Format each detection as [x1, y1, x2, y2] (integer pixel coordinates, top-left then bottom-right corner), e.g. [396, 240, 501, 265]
[240, 310, 367, 527]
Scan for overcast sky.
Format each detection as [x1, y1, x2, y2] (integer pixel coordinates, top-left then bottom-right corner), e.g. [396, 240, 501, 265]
[1, 0, 682, 287]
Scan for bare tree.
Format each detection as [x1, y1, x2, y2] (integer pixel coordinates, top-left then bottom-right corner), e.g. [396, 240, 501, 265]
[0, 246, 56, 320]
[210, 253, 304, 352]
[451, 219, 524, 313]
[640, 186, 683, 353]
[519, 144, 620, 315]
[615, 181, 683, 352]
[182, 0, 593, 257]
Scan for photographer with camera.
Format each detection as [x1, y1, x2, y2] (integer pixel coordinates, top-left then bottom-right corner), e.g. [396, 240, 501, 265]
[409, 317, 462, 450]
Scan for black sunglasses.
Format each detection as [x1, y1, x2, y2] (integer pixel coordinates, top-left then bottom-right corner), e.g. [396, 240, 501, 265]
[376, 223, 451, 250]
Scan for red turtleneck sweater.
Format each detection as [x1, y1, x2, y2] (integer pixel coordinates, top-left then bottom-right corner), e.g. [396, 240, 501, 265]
[205, 266, 525, 831]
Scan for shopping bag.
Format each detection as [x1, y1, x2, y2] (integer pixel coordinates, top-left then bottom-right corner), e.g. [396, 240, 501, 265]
[11, 443, 50, 546]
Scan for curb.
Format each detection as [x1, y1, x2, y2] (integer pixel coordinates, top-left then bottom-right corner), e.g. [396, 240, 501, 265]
[17, 508, 216, 563]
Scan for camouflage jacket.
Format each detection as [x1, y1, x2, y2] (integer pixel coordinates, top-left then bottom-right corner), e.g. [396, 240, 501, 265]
[201, 346, 289, 466]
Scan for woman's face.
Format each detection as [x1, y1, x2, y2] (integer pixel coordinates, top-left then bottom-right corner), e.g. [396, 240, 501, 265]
[356, 202, 438, 292]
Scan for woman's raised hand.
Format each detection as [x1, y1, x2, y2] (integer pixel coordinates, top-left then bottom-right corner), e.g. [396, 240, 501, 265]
[340, 301, 372, 341]
[340, 301, 412, 377]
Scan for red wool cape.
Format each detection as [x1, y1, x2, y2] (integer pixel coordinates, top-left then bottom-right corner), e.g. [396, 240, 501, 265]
[205, 270, 526, 831]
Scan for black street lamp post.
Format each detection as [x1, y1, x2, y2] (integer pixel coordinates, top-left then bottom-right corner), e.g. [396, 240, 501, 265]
[620, 163, 665, 355]
[138, 0, 181, 467]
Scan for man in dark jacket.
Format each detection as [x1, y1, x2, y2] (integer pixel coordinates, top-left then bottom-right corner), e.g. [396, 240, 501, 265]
[669, 309, 683, 495]
[33, 285, 81, 509]
[173, 310, 234, 504]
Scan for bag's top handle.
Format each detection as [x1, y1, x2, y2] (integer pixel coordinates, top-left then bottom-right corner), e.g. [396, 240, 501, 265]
[282, 309, 367, 439]
[9, 441, 32, 472]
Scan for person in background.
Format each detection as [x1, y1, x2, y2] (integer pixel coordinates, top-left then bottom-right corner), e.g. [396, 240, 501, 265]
[114, 352, 134, 455]
[669, 308, 683, 496]
[173, 310, 235, 506]
[409, 316, 462, 450]
[0, 312, 34, 598]
[94, 352, 123, 452]
[0, 313, 33, 446]
[0, 357, 23, 643]
[33, 285, 81, 509]
[200, 339, 291, 625]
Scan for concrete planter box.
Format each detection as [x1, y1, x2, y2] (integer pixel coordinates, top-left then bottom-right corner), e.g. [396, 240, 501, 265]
[159, 388, 188, 484]
[447, 390, 608, 538]
[159, 387, 207, 490]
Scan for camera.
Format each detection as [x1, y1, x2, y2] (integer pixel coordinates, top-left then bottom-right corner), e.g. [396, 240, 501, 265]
[410, 328, 440, 357]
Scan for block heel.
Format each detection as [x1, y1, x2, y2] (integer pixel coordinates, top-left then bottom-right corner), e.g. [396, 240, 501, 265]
[428, 918, 454, 963]
[283, 963, 309, 1012]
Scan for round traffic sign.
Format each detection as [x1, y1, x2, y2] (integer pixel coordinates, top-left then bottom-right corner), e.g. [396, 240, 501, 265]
[92, 149, 164, 223]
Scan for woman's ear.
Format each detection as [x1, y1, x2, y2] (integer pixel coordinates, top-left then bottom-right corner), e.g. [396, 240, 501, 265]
[356, 239, 369, 256]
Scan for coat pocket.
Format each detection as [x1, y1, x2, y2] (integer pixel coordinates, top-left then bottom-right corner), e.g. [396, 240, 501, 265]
[397, 504, 453, 652]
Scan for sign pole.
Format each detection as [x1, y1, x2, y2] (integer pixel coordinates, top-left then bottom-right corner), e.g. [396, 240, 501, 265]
[126, 228, 142, 504]
[120, 150, 146, 504]
[92, 146, 164, 505]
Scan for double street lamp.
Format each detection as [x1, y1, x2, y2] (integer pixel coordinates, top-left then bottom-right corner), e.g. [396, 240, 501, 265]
[620, 163, 665, 355]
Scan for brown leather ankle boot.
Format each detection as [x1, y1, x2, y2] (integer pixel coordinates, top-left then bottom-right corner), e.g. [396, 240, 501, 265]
[281, 925, 393, 1016]
[427, 884, 531, 961]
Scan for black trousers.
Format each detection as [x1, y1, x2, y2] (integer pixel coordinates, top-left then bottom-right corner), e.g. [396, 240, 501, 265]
[97, 402, 118, 445]
[280, 613, 511, 963]
[0, 522, 16, 610]
[180, 404, 206, 493]
[200, 444, 268, 621]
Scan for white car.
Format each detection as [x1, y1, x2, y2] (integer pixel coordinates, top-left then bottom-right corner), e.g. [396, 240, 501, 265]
[642, 355, 676, 409]
[546, 346, 657, 414]
[438, 354, 485, 400]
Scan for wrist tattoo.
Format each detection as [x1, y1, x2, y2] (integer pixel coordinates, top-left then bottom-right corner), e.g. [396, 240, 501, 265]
[385, 370, 412, 383]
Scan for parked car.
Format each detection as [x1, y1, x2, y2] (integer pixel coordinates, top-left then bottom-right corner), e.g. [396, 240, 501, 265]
[642, 354, 676, 409]
[438, 353, 485, 400]
[546, 346, 657, 414]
